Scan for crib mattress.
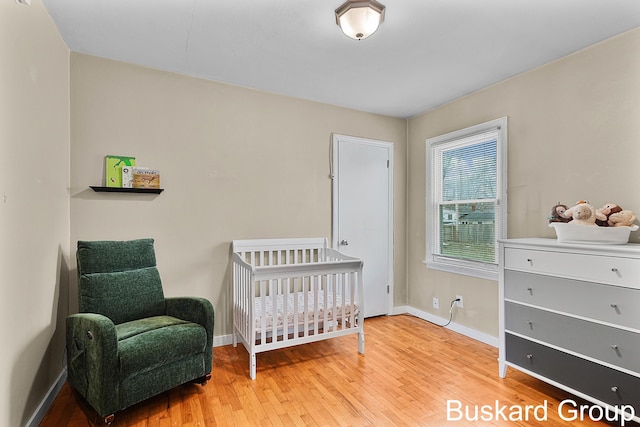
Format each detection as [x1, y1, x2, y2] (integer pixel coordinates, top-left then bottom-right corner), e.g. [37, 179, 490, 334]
[254, 291, 358, 331]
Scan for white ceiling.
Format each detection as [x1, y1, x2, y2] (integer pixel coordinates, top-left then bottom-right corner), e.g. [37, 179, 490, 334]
[42, 0, 640, 118]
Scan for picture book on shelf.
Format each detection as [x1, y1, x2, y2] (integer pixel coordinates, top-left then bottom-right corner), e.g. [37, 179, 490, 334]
[105, 155, 136, 187]
[121, 166, 134, 188]
[132, 167, 160, 189]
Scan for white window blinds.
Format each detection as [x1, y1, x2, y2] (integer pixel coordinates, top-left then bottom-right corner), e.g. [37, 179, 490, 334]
[426, 117, 507, 280]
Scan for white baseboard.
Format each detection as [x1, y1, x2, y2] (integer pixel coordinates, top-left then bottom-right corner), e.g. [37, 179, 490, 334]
[392, 305, 498, 348]
[26, 369, 67, 427]
[214, 333, 234, 347]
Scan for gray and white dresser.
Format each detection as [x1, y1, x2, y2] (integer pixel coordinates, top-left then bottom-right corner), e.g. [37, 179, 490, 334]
[498, 238, 640, 420]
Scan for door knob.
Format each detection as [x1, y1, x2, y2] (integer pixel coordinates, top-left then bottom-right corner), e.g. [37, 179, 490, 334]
[340, 240, 349, 246]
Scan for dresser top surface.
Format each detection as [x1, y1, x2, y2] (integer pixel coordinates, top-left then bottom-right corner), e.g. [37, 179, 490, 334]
[499, 238, 640, 255]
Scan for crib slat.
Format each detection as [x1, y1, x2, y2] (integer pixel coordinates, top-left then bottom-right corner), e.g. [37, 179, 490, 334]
[331, 280, 344, 331]
[331, 276, 345, 331]
[271, 279, 278, 343]
[343, 273, 348, 330]
[247, 267, 252, 339]
[313, 275, 319, 335]
[260, 280, 267, 345]
[303, 277, 309, 337]
[339, 272, 344, 329]
[281, 275, 288, 343]
[350, 271, 356, 327]
[292, 276, 299, 338]
[322, 274, 329, 332]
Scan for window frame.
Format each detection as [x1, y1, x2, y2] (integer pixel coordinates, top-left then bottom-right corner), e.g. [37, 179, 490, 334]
[425, 117, 508, 281]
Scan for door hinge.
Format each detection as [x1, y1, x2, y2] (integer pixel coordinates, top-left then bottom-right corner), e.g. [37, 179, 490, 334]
[387, 285, 390, 293]
[386, 160, 390, 168]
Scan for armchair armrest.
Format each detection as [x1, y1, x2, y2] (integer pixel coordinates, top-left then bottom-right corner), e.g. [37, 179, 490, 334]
[165, 297, 214, 372]
[66, 313, 119, 417]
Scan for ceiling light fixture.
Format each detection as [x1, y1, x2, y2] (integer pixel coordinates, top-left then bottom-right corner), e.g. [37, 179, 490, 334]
[335, 0, 385, 40]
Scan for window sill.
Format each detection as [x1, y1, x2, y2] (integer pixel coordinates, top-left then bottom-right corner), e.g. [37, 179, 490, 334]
[423, 258, 498, 281]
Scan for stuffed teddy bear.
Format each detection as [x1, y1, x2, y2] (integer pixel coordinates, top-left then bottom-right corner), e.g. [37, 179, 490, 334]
[595, 203, 622, 227]
[564, 202, 598, 226]
[608, 209, 636, 227]
[548, 203, 572, 223]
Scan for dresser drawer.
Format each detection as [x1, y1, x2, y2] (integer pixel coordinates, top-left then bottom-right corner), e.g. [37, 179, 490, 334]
[504, 247, 640, 289]
[504, 270, 640, 331]
[505, 302, 640, 373]
[506, 333, 640, 414]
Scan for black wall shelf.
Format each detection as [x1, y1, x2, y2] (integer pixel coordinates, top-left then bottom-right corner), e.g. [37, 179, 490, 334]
[90, 186, 164, 194]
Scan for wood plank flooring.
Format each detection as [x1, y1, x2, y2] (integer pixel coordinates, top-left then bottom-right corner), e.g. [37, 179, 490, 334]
[40, 315, 622, 426]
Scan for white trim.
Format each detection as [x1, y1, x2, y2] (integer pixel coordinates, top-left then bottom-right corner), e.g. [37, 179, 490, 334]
[423, 258, 499, 281]
[331, 134, 395, 316]
[391, 305, 498, 348]
[25, 369, 67, 427]
[425, 117, 508, 280]
[214, 333, 234, 347]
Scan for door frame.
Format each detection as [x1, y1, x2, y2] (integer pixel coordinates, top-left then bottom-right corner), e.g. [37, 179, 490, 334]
[331, 133, 394, 316]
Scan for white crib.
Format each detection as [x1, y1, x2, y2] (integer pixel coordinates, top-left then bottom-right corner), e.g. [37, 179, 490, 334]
[232, 237, 365, 379]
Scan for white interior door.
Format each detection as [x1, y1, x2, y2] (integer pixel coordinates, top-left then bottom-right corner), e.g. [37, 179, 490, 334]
[332, 134, 393, 318]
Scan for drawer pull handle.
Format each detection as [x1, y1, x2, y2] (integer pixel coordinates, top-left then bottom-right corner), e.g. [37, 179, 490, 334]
[611, 386, 619, 393]
[526, 354, 533, 359]
[526, 258, 533, 263]
[611, 268, 619, 272]
[611, 304, 618, 308]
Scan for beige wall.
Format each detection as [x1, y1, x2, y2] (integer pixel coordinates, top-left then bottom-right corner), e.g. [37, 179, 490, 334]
[407, 27, 640, 338]
[6, 3, 639, 421]
[0, 1, 70, 426]
[70, 53, 408, 339]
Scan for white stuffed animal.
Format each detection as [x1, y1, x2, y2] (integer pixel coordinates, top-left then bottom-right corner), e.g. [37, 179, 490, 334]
[564, 203, 598, 226]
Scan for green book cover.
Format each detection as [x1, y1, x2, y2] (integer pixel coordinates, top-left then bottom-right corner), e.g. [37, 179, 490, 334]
[105, 155, 136, 187]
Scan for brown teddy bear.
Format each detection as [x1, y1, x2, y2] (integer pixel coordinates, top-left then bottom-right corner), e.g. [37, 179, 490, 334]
[595, 203, 622, 227]
[548, 203, 572, 223]
[608, 209, 637, 227]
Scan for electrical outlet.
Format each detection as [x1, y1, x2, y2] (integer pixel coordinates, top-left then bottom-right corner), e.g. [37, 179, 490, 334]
[456, 295, 463, 308]
[433, 297, 440, 309]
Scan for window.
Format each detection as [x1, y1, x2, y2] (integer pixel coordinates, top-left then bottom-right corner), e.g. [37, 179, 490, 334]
[426, 117, 507, 280]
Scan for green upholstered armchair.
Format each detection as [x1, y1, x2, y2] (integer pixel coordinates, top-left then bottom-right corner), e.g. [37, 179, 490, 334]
[66, 239, 214, 424]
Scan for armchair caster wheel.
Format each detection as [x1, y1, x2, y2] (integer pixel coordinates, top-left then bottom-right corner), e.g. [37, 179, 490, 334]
[196, 373, 212, 385]
[104, 414, 115, 425]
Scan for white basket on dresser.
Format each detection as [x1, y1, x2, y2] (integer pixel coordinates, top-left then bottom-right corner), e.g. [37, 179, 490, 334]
[498, 238, 640, 423]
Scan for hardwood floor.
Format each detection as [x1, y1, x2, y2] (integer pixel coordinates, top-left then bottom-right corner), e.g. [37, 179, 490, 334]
[41, 315, 622, 426]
